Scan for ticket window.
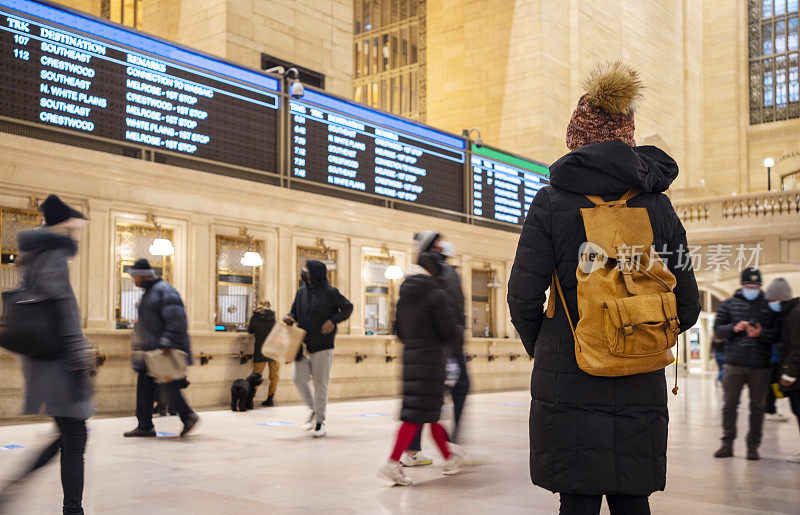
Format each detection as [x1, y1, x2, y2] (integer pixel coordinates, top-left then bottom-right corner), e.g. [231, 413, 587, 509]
[363, 255, 394, 335]
[297, 246, 337, 287]
[471, 269, 495, 338]
[0, 207, 41, 312]
[115, 224, 173, 329]
[215, 235, 263, 332]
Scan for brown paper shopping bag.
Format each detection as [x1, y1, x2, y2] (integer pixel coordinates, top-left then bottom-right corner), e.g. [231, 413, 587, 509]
[262, 321, 306, 363]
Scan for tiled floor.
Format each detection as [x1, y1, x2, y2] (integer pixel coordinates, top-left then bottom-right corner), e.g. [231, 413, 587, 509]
[1, 372, 799, 514]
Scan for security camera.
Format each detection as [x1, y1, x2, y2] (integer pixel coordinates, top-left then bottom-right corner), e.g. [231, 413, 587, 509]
[289, 80, 304, 99]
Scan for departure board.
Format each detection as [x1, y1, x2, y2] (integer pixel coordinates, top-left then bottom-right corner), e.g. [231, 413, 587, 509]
[0, 0, 280, 171]
[290, 90, 466, 212]
[470, 145, 549, 225]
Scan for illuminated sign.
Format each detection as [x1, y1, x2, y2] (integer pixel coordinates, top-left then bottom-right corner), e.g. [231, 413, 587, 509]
[470, 145, 549, 225]
[0, 0, 280, 171]
[290, 90, 466, 212]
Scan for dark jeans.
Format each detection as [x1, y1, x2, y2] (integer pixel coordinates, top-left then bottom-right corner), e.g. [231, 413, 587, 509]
[559, 493, 650, 515]
[4, 417, 87, 514]
[136, 372, 194, 430]
[789, 389, 800, 435]
[721, 364, 771, 447]
[714, 351, 726, 382]
[409, 353, 470, 452]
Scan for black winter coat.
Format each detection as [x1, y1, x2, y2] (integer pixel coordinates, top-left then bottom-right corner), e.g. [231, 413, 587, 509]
[441, 263, 466, 354]
[134, 278, 192, 371]
[508, 140, 701, 496]
[780, 298, 800, 391]
[395, 269, 458, 424]
[289, 260, 353, 356]
[713, 289, 779, 369]
[247, 310, 276, 363]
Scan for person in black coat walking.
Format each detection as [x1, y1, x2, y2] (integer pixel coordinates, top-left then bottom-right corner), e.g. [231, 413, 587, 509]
[247, 300, 278, 406]
[285, 260, 353, 437]
[713, 268, 780, 460]
[123, 259, 199, 438]
[0, 195, 94, 515]
[377, 253, 462, 486]
[507, 62, 700, 515]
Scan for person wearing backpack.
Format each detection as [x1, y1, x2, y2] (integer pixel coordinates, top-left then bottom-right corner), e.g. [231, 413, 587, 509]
[0, 195, 94, 514]
[508, 62, 700, 515]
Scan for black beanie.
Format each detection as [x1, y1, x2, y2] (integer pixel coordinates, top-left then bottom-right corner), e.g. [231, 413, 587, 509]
[129, 258, 155, 277]
[39, 194, 86, 227]
[741, 267, 762, 286]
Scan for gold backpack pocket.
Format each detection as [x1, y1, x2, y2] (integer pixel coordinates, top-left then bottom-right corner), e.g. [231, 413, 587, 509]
[602, 292, 680, 357]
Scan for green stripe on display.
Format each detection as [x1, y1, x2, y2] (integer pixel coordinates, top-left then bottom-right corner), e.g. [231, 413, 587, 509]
[472, 145, 550, 176]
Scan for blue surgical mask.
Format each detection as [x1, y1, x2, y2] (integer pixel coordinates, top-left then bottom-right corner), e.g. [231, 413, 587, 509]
[741, 287, 761, 301]
[769, 301, 782, 312]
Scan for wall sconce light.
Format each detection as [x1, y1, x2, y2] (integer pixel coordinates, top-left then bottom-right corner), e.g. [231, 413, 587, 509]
[239, 227, 263, 267]
[147, 214, 174, 256]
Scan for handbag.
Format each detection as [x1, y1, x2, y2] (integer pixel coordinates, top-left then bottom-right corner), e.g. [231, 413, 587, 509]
[261, 321, 306, 363]
[144, 349, 188, 384]
[0, 252, 63, 359]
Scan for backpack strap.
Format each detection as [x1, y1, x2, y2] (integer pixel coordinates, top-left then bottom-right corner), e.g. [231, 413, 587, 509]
[584, 188, 642, 207]
[550, 270, 577, 340]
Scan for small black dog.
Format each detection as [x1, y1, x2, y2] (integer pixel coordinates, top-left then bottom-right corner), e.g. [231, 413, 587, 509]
[230, 373, 263, 412]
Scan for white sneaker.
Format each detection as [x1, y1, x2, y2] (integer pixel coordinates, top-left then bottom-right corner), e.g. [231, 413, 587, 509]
[787, 453, 800, 463]
[765, 412, 789, 422]
[311, 422, 326, 438]
[400, 451, 433, 467]
[377, 461, 412, 486]
[443, 453, 464, 475]
[302, 413, 315, 431]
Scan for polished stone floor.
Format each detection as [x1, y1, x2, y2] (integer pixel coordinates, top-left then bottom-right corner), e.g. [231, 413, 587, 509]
[1, 372, 799, 514]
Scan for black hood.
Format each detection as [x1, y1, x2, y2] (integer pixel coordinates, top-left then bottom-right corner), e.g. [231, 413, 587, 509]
[305, 260, 329, 288]
[17, 228, 77, 256]
[400, 273, 437, 302]
[549, 139, 679, 195]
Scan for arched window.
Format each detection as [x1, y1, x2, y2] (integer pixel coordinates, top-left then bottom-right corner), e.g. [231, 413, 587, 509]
[749, 0, 800, 123]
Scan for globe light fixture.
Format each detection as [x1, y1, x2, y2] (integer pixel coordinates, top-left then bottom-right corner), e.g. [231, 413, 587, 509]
[384, 265, 404, 280]
[763, 157, 775, 168]
[763, 157, 775, 190]
[241, 251, 264, 267]
[149, 237, 174, 256]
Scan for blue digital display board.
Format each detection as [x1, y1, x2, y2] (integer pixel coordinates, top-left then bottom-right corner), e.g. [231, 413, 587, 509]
[290, 90, 466, 212]
[0, 0, 280, 171]
[471, 147, 549, 225]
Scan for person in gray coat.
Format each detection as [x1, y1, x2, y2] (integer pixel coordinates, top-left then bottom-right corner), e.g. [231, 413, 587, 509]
[0, 195, 94, 515]
[123, 258, 199, 438]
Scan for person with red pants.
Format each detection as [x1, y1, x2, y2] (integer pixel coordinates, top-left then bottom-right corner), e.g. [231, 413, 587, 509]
[378, 252, 465, 485]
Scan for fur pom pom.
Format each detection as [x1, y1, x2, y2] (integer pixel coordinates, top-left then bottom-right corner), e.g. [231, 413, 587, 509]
[583, 61, 643, 115]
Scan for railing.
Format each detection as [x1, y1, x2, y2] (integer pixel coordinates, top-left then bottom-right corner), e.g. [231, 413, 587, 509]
[674, 190, 800, 225]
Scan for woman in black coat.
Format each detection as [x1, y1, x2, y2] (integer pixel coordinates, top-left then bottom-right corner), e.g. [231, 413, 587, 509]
[377, 253, 461, 486]
[508, 63, 700, 515]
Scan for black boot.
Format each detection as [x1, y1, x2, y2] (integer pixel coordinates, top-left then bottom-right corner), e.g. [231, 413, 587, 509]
[261, 394, 275, 407]
[714, 444, 733, 458]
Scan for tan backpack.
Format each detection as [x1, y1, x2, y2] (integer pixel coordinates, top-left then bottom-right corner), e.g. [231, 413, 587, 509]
[546, 189, 681, 393]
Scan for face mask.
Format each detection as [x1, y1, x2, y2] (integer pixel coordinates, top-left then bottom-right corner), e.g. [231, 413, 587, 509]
[769, 301, 782, 312]
[741, 287, 761, 301]
[440, 241, 455, 258]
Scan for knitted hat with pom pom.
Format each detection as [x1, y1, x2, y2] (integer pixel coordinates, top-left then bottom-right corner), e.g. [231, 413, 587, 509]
[566, 61, 643, 151]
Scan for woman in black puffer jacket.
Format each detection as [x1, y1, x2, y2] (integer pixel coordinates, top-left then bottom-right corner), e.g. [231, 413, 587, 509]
[508, 62, 700, 515]
[377, 253, 461, 486]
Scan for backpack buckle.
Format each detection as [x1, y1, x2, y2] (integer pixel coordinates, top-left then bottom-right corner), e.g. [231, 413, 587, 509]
[623, 323, 635, 336]
[667, 316, 680, 333]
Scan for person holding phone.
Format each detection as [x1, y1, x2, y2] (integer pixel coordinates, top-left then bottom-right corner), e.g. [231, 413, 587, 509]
[713, 268, 781, 460]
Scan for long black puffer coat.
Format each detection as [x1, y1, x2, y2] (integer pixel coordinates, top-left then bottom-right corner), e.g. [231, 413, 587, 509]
[508, 139, 701, 496]
[395, 266, 458, 424]
[713, 289, 779, 369]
